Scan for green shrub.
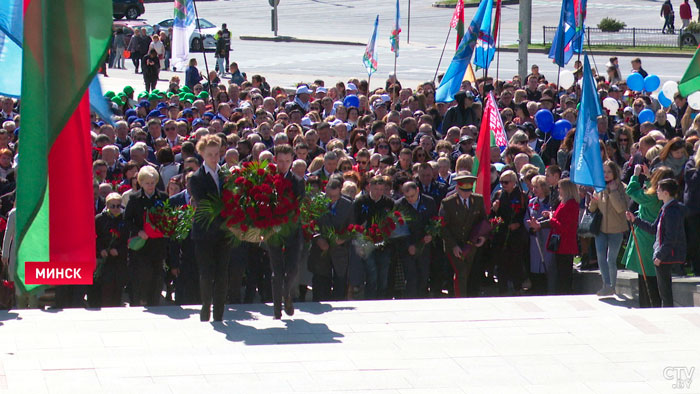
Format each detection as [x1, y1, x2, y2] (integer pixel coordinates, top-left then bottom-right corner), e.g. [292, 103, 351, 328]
[597, 17, 626, 32]
[686, 21, 700, 33]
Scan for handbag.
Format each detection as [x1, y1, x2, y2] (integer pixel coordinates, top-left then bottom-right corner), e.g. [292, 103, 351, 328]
[546, 233, 561, 253]
[123, 49, 131, 59]
[578, 209, 602, 238]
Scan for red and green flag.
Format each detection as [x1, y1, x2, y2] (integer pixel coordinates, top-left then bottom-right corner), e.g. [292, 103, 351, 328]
[450, 0, 465, 50]
[679, 46, 700, 97]
[472, 92, 507, 213]
[16, 0, 112, 292]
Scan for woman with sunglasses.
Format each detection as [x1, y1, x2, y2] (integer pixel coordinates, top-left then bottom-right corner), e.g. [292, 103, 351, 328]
[94, 193, 129, 307]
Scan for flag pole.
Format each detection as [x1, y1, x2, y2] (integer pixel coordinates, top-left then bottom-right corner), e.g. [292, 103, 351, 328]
[191, 0, 213, 98]
[495, 11, 502, 82]
[630, 225, 654, 306]
[556, 65, 561, 91]
[433, 25, 452, 84]
[407, 0, 411, 44]
[394, 54, 398, 83]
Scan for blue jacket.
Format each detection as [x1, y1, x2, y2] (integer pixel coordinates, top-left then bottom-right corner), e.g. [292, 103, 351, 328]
[634, 199, 687, 263]
[684, 157, 700, 214]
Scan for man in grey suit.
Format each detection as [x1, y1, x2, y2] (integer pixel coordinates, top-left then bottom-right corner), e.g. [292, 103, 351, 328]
[309, 177, 354, 301]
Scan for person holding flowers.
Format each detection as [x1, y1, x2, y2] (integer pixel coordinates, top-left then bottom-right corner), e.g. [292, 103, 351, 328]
[309, 177, 354, 301]
[352, 176, 395, 300]
[267, 144, 306, 319]
[124, 166, 169, 307]
[524, 175, 555, 294]
[439, 173, 487, 298]
[190, 134, 233, 322]
[395, 181, 438, 298]
[94, 193, 128, 307]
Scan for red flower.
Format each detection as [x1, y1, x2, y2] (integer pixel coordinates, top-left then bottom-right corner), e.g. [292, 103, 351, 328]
[240, 223, 248, 232]
[257, 168, 266, 176]
[268, 163, 277, 173]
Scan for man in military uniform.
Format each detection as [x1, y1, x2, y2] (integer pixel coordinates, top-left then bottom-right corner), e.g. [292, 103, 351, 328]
[439, 172, 488, 297]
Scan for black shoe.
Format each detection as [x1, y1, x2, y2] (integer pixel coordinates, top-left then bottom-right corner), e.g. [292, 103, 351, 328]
[273, 301, 282, 320]
[200, 305, 211, 322]
[284, 296, 294, 316]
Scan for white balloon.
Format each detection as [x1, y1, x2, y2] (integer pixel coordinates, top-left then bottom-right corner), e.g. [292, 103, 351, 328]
[602, 97, 620, 113]
[689, 91, 700, 110]
[662, 81, 679, 99]
[667, 113, 676, 128]
[559, 70, 575, 89]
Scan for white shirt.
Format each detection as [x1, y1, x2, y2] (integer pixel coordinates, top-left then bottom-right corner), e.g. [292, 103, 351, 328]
[204, 163, 221, 190]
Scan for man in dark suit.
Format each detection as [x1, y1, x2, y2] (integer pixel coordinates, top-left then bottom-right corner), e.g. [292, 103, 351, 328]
[309, 177, 354, 301]
[439, 173, 487, 297]
[395, 181, 438, 298]
[168, 171, 200, 306]
[190, 135, 233, 322]
[267, 144, 305, 319]
[416, 162, 447, 206]
[309, 151, 339, 183]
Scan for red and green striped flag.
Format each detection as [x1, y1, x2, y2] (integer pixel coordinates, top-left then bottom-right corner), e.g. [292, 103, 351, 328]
[450, 0, 465, 50]
[16, 0, 112, 291]
[472, 92, 507, 214]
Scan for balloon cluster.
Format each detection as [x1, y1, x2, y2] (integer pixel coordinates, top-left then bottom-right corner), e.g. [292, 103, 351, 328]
[534, 109, 571, 140]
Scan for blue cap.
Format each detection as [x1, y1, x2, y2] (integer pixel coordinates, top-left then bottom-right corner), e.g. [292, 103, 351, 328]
[156, 102, 168, 110]
[147, 110, 161, 119]
[183, 108, 194, 117]
[176, 117, 188, 122]
[127, 115, 138, 124]
[192, 118, 206, 128]
[138, 100, 150, 108]
[124, 109, 137, 119]
[203, 111, 216, 119]
[133, 118, 145, 126]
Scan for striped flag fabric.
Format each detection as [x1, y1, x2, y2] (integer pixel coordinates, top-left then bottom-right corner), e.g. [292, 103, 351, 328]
[548, 0, 586, 67]
[17, 0, 112, 291]
[450, 0, 465, 50]
[390, 0, 400, 57]
[472, 92, 506, 213]
[363, 15, 379, 77]
[172, 0, 196, 69]
[473, 0, 494, 70]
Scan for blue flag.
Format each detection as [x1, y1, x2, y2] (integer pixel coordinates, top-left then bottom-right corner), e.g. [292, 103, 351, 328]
[363, 15, 379, 77]
[0, 0, 23, 97]
[89, 77, 115, 126]
[390, 0, 400, 57]
[571, 53, 605, 192]
[548, 0, 586, 67]
[473, 0, 494, 70]
[436, 0, 490, 103]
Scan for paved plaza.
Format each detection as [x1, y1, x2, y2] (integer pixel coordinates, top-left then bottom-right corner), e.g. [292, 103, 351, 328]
[1, 296, 699, 393]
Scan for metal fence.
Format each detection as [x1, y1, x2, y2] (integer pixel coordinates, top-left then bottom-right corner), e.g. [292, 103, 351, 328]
[542, 27, 679, 48]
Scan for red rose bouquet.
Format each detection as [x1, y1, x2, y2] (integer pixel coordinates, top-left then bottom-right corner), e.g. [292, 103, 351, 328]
[354, 210, 405, 258]
[416, 216, 445, 254]
[198, 161, 301, 244]
[129, 201, 194, 250]
[300, 188, 331, 241]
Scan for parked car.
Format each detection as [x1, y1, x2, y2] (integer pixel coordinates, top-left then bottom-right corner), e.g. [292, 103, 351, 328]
[679, 28, 700, 47]
[154, 18, 217, 52]
[113, 0, 145, 20]
[113, 20, 154, 47]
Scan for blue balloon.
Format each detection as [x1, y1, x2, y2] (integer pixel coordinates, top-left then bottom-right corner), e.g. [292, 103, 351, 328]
[343, 94, 360, 108]
[638, 108, 655, 124]
[627, 73, 644, 92]
[552, 119, 572, 140]
[658, 91, 672, 108]
[534, 109, 554, 133]
[643, 75, 661, 92]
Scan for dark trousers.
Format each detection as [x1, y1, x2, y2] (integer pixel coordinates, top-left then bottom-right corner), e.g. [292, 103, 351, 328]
[637, 274, 661, 308]
[132, 253, 164, 306]
[266, 229, 303, 308]
[555, 254, 573, 295]
[429, 240, 450, 296]
[225, 49, 230, 71]
[447, 251, 475, 298]
[131, 51, 141, 72]
[196, 239, 231, 320]
[244, 244, 272, 303]
[55, 285, 87, 308]
[398, 242, 430, 298]
[144, 79, 157, 92]
[175, 259, 200, 306]
[685, 213, 700, 276]
[227, 244, 247, 304]
[655, 263, 675, 307]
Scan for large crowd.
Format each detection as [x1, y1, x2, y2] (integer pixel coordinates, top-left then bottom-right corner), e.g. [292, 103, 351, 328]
[1, 49, 699, 316]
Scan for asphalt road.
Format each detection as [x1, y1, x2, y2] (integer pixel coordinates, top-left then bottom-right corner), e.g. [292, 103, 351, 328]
[106, 0, 692, 91]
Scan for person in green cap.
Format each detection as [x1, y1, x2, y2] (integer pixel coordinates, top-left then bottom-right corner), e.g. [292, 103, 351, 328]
[123, 86, 136, 106]
[104, 91, 116, 99]
[197, 91, 209, 101]
[111, 96, 124, 108]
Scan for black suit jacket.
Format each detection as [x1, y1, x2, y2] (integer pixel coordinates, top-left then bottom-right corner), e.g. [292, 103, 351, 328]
[309, 196, 354, 276]
[123, 189, 169, 260]
[168, 190, 194, 269]
[190, 165, 229, 241]
[396, 194, 438, 246]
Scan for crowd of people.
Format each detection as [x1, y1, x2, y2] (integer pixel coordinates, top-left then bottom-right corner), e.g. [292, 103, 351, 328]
[1, 52, 699, 316]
